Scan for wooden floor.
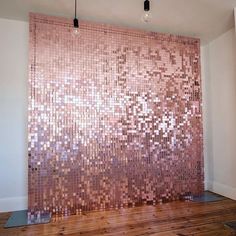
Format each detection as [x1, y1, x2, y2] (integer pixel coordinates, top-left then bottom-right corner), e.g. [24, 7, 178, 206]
[1, 198, 236, 236]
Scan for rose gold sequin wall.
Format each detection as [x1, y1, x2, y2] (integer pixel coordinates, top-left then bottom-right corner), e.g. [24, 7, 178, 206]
[28, 13, 204, 216]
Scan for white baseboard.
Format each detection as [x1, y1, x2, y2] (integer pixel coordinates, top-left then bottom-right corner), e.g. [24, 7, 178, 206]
[0, 196, 27, 213]
[206, 181, 236, 200]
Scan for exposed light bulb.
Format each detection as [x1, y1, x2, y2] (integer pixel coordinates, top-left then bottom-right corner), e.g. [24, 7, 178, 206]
[73, 17, 79, 36]
[142, 0, 151, 23]
[72, 0, 80, 37]
[73, 28, 80, 36]
[142, 11, 152, 23]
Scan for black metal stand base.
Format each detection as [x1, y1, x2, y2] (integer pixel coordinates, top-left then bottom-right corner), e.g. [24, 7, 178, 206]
[4, 210, 51, 228]
[191, 191, 226, 202]
[224, 221, 236, 231]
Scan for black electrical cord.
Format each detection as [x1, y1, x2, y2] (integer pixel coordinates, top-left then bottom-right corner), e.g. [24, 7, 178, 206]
[73, 0, 79, 28]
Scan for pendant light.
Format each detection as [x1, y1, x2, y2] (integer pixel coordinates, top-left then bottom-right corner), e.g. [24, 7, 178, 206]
[73, 0, 79, 35]
[142, 0, 152, 23]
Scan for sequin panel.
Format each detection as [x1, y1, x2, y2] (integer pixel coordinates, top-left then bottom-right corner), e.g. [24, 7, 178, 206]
[28, 13, 204, 216]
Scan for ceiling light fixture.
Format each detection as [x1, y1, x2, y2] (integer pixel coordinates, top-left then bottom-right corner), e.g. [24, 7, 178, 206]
[142, 0, 152, 23]
[73, 0, 79, 35]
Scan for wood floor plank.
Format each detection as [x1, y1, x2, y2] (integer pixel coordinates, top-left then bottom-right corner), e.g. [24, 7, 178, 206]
[0, 199, 236, 236]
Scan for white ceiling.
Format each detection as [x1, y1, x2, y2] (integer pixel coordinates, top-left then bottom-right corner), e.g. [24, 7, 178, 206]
[0, 0, 236, 44]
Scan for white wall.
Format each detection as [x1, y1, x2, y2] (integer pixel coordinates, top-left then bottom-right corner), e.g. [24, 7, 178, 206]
[0, 18, 28, 212]
[202, 28, 236, 199]
[201, 45, 213, 190]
